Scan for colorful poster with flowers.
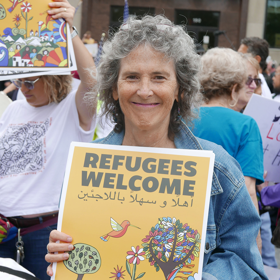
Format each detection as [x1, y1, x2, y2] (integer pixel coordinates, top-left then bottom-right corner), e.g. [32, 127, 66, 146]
[0, 0, 73, 71]
[53, 143, 215, 280]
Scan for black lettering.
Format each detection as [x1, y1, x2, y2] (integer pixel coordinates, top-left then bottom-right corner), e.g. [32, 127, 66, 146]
[82, 171, 103, 187]
[263, 144, 269, 155]
[142, 158, 156, 173]
[183, 180, 195, 196]
[112, 155, 125, 170]
[158, 159, 170, 175]
[143, 177, 159, 192]
[184, 161, 197, 177]
[103, 173, 116, 188]
[126, 157, 141, 172]
[159, 178, 181, 195]
[129, 175, 142, 191]
[171, 160, 183, 176]
[272, 149, 280, 166]
[84, 153, 99, 168]
[100, 154, 112, 169]
[116, 174, 127, 190]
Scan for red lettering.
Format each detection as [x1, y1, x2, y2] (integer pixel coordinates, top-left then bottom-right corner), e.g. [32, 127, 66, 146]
[277, 133, 280, 142]
[267, 123, 274, 139]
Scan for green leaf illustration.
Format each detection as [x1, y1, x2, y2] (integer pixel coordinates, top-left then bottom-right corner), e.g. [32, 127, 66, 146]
[126, 260, 131, 277]
[29, 16, 33, 20]
[136, 272, 146, 279]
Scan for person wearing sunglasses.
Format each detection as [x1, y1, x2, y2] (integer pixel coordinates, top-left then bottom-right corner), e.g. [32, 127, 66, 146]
[0, 1, 97, 279]
[232, 53, 262, 112]
[192, 47, 264, 253]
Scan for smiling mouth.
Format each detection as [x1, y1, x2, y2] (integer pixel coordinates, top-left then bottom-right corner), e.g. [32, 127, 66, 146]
[132, 102, 160, 107]
[24, 93, 33, 98]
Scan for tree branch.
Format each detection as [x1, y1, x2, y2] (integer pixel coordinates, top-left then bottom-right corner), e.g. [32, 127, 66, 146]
[149, 238, 164, 267]
[168, 225, 178, 263]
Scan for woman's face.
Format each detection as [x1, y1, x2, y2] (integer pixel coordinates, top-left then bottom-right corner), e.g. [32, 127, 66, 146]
[235, 61, 258, 111]
[19, 76, 49, 107]
[113, 45, 179, 133]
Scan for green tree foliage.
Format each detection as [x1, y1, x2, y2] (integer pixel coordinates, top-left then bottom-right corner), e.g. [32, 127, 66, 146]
[64, 243, 101, 280]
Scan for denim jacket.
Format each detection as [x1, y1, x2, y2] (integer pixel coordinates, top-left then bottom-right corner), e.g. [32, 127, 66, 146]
[93, 120, 268, 280]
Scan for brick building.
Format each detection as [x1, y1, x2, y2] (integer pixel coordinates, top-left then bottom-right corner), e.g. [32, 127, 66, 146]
[69, 0, 280, 62]
[79, 0, 249, 50]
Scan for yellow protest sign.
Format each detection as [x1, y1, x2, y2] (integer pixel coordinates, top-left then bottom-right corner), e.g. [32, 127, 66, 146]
[53, 143, 214, 280]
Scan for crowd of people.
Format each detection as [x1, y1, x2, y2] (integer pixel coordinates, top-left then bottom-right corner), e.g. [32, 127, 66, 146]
[0, 1, 280, 280]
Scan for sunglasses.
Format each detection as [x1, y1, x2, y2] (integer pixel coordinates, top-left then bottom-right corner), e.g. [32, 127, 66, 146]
[246, 77, 262, 87]
[11, 78, 40, 90]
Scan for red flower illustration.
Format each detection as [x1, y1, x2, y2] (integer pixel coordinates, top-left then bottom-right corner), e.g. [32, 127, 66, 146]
[110, 265, 125, 280]
[126, 246, 145, 265]
[21, 2, 32, 13]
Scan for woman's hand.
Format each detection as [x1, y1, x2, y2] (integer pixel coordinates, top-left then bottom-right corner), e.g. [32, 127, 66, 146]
[45, 230, 74, 277]
[48, 0, 75, 29]
[257, 171, 269, 193]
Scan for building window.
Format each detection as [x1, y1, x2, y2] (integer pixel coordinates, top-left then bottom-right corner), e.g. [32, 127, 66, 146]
[110, 6, 155, 31]
[175, 10, 220, 49]
[265, 0, 280, 48]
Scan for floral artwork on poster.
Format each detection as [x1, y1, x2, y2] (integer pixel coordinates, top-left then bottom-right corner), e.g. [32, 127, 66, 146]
[52, 144, 215, 280]
[0, 0, 72, 71]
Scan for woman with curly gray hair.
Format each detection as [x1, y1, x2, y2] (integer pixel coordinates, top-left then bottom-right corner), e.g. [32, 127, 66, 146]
[46, 16, 267, 280]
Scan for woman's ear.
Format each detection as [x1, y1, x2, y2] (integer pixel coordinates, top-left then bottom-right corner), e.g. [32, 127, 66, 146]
[175, 86, 181, 102]
[230, 84, 239, 107]
[112, 86, 119, 101]
[255, 55, 261, 64]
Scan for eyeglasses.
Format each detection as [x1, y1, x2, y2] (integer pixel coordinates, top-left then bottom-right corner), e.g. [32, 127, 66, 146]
[11, 78, 40, 90]
[246, 77, 262, 87]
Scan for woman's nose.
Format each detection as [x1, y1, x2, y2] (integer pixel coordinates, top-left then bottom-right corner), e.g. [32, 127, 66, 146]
[249, 80, 257, 89]
[137, 79, 153, 98]
[21, 83, 29, 93]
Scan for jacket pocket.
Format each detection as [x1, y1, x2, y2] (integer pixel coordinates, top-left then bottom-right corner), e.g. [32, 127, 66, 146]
[204, 224, 217, 254]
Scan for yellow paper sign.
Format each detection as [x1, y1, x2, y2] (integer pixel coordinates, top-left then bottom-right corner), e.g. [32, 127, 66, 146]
[0, 0, 70, 70]
[53, 143, 215, 280]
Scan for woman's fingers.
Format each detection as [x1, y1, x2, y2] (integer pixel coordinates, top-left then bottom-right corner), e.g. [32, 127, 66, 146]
[48, 1, 75, 24]
[46, 264, 53, 277]
[47, 242, 74, 253]
[45, 251, 70, 263]
[49, 230, 72, 243]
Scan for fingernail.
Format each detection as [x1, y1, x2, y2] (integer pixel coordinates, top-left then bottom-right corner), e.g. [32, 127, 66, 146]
[66, 237, 72, 242]
[63, 253, 69, 259]
[264, 170, 267, 175]
[68, 244, 74, 250]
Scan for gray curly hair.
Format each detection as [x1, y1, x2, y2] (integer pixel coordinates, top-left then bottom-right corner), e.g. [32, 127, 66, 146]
[92, 15, 201, 135]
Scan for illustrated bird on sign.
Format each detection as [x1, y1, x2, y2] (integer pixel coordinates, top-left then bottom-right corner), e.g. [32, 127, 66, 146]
[8, 0, 24, 13]
[100, 218, 140, 242]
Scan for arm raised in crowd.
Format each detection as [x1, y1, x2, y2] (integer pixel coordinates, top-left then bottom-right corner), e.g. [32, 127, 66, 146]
[48, 0, 97, 131]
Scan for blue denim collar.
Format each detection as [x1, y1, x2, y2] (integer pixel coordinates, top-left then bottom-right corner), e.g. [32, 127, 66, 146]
[95, 119, 223, 196]
[175, 120, 223, 196]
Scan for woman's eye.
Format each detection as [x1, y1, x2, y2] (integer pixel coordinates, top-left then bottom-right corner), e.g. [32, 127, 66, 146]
[127, 75, 137, 80]
[154, 76, 165, 80]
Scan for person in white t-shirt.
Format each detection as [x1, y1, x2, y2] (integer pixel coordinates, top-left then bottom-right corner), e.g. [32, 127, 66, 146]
[0, 1, 97, 279]
[272, 65, 280, 102]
